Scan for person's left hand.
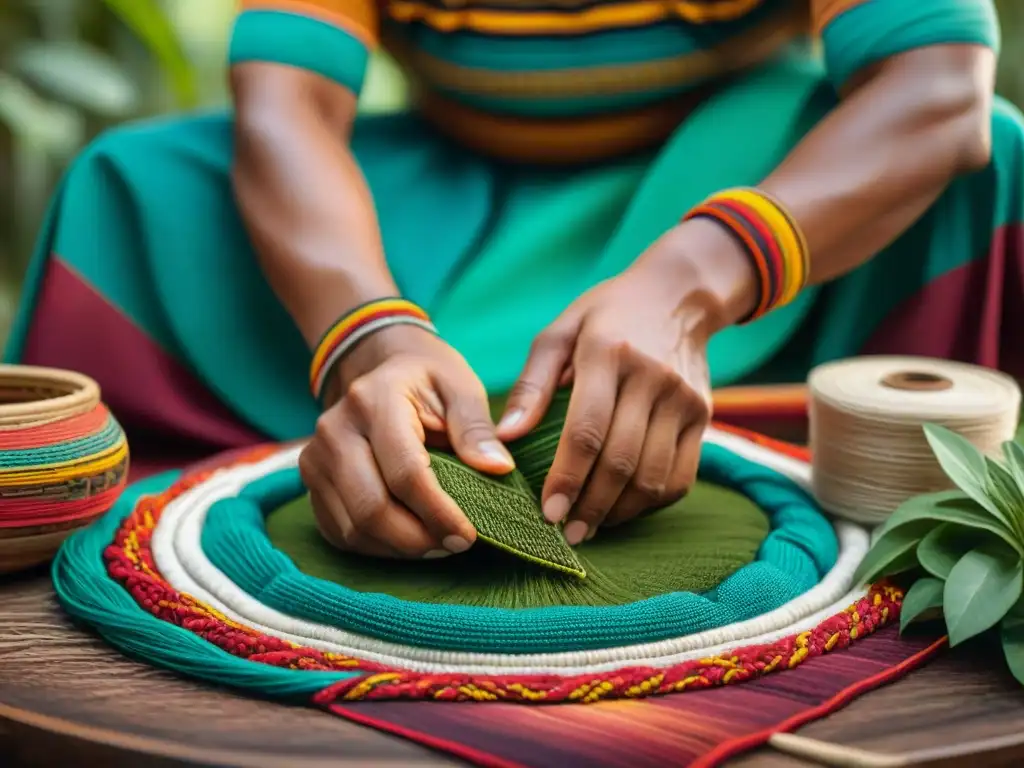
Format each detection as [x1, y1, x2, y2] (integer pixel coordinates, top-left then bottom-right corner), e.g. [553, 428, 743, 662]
[496, 217, 758, 544]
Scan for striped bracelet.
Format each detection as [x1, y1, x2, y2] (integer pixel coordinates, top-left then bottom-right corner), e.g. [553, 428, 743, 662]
[309, 297, 437, 400]
[683, 187, 809, 323]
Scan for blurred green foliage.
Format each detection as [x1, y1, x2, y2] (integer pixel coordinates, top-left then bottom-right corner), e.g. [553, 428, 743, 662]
[0, 0, 1022, 343]
[0, 0, 208, 337]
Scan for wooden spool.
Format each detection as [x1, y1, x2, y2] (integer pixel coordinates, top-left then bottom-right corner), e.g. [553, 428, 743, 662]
[0, 365, 115, 574]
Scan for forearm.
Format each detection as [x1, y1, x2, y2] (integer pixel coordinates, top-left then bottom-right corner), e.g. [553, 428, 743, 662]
[761, 44, 996, 285]
[649, 44, 999, 331]
[231, 63, 397, 347]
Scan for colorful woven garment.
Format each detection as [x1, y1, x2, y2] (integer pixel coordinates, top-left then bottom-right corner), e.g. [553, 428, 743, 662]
[0, 365, 128, 573]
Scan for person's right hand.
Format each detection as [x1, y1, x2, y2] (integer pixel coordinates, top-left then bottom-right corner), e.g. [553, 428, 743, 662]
[298, 325, 515, 559]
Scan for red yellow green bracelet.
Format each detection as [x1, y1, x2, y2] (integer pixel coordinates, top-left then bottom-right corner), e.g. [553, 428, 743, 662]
[309, 297, 437, 400]
[683, 187, 809, 322]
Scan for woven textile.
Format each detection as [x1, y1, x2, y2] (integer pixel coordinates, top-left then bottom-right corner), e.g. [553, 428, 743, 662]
[48, 421, 941, 765]
[266, 479, 769, 608]
[0, 404, 128, 528]
[327, 625, 943, 768]
[0, 366, 129, 578]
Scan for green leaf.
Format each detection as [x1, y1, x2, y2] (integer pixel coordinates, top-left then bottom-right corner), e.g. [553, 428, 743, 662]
[880, 491, 1022, 557]
[102, 0, 198, 107]
[1003, 440, 1024, 496]
[0, 72, 85, 155]
[854, 521, 934, 585]
[11, 41, 138, 118]
[923, 423, 1010, 526]
[944, 542, 1024, 646]
[1000, 601, 1024, 686]
[917, 523, 977, 579]
[900, 577, 945, 632]
[986, 457, 1024, 537]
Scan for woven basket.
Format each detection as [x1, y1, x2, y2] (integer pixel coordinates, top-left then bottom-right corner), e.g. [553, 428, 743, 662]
[0, 365, 129, 574]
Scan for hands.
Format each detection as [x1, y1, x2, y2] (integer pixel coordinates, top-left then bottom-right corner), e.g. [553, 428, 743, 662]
[300, 218, 757, 558]
[298, 325, 515, 559]
[496, 218, 758, 544]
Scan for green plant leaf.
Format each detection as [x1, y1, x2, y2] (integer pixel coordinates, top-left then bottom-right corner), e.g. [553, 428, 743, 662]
[917, 523, 982, 579]
[944, 541, 1024, 646]
[879, 491, 1022, 556]
[986, 456, 1024, 538]
[854, 521, 935, 585]
[1000, 600, 1024, 686]
[923, 423, 1011, 526]
[0, 72, 85, 154]
[102, 0, 198, 107]
[11, 41, 138, 117]
[1003, 440, 1024, 496]
[900, 577, 945, 632]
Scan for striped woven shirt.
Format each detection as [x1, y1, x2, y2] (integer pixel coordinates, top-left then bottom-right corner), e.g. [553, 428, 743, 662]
[229, 0, 999, 162]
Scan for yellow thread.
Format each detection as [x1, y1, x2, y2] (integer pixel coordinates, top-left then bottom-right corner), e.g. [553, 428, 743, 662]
[391, 8, 802, 99]
[0, 440, 128, 485]
[311, 299, 427, 375]
[788, 647, 809, 667]
[387, 0, 766, 35]
[345, 673, 402, 700]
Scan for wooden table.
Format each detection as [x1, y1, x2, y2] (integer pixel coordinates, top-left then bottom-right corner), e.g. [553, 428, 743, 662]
[2, 569, 1024, 768]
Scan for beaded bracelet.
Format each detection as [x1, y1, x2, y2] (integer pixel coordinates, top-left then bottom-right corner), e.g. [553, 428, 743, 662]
[683, 187, 809, 323]
[309, 297, 437, 400]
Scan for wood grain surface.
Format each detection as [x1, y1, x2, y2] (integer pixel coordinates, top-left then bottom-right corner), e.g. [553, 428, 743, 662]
[2, 570, 1024, 768]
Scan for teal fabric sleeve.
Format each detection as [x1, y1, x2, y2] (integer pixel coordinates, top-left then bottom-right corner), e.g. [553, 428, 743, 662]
[228, 10, 371, 96]
[821, 0, 1000, 90]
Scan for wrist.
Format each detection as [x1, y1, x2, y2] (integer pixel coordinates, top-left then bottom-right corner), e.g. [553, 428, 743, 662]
[641, 218, 760, 335]
[322, 321, 439, 408]
[311, 296, 437, 406]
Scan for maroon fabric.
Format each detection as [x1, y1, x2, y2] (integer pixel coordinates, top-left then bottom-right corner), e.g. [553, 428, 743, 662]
[325, 627, 944, 768]
[862, 224, 1024, 378]
[21, 259, 265, 475]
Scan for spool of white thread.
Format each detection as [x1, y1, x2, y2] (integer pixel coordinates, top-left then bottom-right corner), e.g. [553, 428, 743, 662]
[808, 356, 1021, 525]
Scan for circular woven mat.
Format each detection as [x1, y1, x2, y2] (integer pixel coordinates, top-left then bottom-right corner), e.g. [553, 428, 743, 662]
[266, 480, 770, 608]
[52, 427, 885, 702]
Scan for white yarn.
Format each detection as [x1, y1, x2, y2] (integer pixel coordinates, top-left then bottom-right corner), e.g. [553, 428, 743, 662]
[809, 356, 1020, 525]
[151, 433, 871, 675]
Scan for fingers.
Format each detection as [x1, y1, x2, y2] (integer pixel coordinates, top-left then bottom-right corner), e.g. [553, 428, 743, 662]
[603, 393, 686, 528]
[547, 360, 710, 540]
[540, 340, 618, 526]
[497, 324, 575, 441]
[308, 412, 443, 558]
[564, 377, 654, 544]
[432, 374, 515, 475]
[364, 398, 478, 554]
[670, 422, 704, 495]
[300, 449, 403, 558]
[611, 400, 706, 528]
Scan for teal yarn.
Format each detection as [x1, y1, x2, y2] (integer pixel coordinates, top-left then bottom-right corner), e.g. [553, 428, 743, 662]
[52, 472, 355, 698]
[200, 441, 837, 653]
[0, 417, 124, 468]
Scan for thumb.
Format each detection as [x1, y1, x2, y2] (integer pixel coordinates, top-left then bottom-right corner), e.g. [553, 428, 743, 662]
[497, 325, 575, 441]
[436, 376, 516, 475]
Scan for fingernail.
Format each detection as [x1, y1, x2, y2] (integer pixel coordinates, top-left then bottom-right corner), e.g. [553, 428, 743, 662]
[543, 494, 570, 523]
[478, 440, 515, 467]
[584, 527, 596, 542]
[498, 408, 524, 431]
[443, 535, 471, 554]
[564, 520, 588, 546]
[423, 549, 451, 560]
